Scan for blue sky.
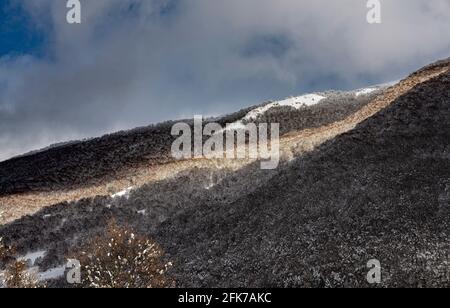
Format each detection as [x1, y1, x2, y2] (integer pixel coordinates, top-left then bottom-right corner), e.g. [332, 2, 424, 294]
[0, 0, 449, 161]
[0, 0, 46, 57]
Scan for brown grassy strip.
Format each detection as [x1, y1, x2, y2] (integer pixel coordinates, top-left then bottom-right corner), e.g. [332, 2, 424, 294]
[1, 64, 448, 225]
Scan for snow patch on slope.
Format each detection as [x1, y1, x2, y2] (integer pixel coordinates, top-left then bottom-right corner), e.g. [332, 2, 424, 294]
[219, 80, 397, 134]
[38, 266, 66, 281]
[220, 93, 326, 132]
[224, 121, 247, 131]
[354, 80, 397, 97]
[244, 94, 326, 121]
[15, 250, 66, 282]
[18, 250, 47, 266]
[355, 88, 378, 96]
[111, 187, 134, 199]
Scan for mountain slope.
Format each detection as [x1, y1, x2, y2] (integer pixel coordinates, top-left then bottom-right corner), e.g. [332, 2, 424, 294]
[0, 58, 449, 287]
[157, 71, 450, 287]
[1, 59, 448, 224]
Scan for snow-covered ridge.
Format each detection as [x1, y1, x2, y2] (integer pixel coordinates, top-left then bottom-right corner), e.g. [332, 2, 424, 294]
[244, 93, 327, 121]
[355, 87, 378, 97]
[354, 80, 398, 97]
[220, 93, 327, 132]
[220, 80, 397, 133]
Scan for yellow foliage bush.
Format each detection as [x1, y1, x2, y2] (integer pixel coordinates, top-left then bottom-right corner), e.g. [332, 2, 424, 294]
[0, 238, 41, 288]
[74, 220, 174, 288]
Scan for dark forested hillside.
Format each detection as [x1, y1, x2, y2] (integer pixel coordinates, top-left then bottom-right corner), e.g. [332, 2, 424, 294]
[157, 71, 450, 287]
[0, 59, 449, 288]
[0, 91, 376, 196]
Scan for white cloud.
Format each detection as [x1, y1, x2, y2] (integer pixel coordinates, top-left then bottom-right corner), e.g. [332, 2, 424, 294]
[0, 0, 449, 161]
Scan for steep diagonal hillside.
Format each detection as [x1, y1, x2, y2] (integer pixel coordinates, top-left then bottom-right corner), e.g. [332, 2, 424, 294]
[0, 91, 374, 196]
[0, 59, 449, 288]
[156, 71, 450, 287]
[1, 59, 448, 225]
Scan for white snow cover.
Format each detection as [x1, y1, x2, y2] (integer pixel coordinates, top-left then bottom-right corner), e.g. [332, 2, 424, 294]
[216, 80, 398, 135]
[205, 182, 215, 190]
[111, 187, 134, 199]
[224, 121, 247, 131]
[18, 250, 47, 266]
[244, 93, 326, 121]
[15, 251, 65, 282]
[220, 93, 326, 133]
[355, 88, 378, 96]
[378, 80, 400, 88]
[354, 80, 398, 97]
[38, 266, 66, 281]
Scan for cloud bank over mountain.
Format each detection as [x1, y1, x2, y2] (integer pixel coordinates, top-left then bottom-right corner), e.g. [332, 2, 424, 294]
[1, 0, 449, 161]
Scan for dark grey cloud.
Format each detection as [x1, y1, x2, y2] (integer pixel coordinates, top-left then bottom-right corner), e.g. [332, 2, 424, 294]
[1, 0, 450, 161]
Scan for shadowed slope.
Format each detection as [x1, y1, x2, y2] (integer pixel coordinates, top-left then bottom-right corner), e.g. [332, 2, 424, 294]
[1, 59, 448, 225]
[0, 60, 449, 287]
[157, 71, 450, 287]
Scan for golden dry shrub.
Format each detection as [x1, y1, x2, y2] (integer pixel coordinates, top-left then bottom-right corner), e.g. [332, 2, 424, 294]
[0, 238, 41, 288]
[2, 261, 40, 288]
[75, 220, 174, 288]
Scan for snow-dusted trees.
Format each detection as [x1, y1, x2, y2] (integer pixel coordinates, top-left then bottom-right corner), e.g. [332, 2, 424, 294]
[73, 220, 174, 288]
